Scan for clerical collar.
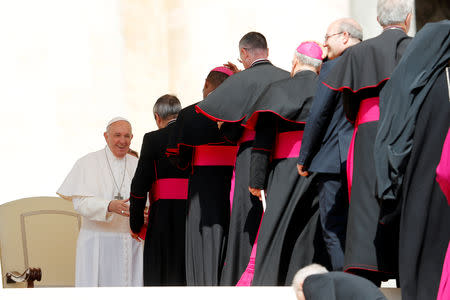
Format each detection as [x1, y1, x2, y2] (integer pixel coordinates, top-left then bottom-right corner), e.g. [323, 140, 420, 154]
[293, 69, 316, 77]
[383, 25, 406, 33]
[166, 119, 176, 126]
[251, 59, 271, 68]
[105, 145, 125, 161]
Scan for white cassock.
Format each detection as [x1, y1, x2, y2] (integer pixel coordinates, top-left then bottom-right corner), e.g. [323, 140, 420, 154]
[57, 146, 143, 287]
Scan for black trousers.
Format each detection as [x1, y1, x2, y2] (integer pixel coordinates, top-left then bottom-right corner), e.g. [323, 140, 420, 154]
[316, 172, 348, 271]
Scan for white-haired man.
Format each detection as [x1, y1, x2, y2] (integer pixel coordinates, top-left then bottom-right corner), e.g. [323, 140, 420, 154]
[322, 0, 413, 284]
[57, 117, 143, 287]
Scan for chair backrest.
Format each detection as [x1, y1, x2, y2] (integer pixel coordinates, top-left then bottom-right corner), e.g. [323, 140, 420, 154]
[0, 196, 80, 288]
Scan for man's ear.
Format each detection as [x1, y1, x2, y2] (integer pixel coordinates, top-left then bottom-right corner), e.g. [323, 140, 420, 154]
[405, 13, 412, 33]
[342, 31, 350, 44]
[103, 131, 108, 141]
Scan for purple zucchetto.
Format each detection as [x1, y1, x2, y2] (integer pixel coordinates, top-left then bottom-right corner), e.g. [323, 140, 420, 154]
[296, 42, 323, 60]
[211, 66, 234, 76]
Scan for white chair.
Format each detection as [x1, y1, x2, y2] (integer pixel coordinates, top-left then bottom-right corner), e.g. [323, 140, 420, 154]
[0, 196, 80, 287]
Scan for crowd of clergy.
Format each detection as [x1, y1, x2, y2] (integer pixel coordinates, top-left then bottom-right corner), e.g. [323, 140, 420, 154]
[57, 0, 449, 299]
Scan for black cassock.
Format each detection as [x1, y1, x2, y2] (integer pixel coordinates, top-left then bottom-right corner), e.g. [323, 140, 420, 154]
[167, 103, 237, 285]
[196, 60, 289, 285]
[242, 70, 329, 286]
[129, 121, 189, 286]
[323, 28, 411, 282]
[374, 21, 450, 300]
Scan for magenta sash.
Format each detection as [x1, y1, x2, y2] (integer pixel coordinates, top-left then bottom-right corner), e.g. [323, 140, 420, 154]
[229, 128, 255, 213]
[347, 97, 380, 201]
[152, 178, 189, 201]
[138, 178, 188, 240]
[236, 218, 263, 286]
[438, 242, 450, 300]
[272, 131, 303, 159]
[436, 128, 450, 205]
[193, 145, 238, 166]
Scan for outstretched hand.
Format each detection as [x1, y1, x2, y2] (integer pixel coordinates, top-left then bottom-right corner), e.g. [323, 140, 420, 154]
[224, 61, 241, 73]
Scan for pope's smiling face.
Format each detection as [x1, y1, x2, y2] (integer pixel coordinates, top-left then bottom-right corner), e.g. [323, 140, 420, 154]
[104, 120, 133, 158]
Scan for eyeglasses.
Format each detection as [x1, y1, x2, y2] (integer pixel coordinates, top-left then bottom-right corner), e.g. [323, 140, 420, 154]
[324, 32, 343, 42]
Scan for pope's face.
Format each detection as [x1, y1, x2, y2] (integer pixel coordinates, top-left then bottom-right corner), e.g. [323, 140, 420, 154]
[104, 121, 133, 158]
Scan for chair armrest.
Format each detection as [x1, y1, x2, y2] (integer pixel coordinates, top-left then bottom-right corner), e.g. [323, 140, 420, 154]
[6, 267, 42, 288]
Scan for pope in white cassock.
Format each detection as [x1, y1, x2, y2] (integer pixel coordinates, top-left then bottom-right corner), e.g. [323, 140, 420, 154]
[57, 117, 143, 287]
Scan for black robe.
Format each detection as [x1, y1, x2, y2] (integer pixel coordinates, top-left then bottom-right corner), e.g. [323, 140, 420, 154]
[303, 271, 387, 300]
[129, 121, 189, 286]
[196, 60, 289, 285]
[167, 103, 236, 286]
[323, 28, 411, 282]
[374, 21, 450, 300]
[242, 71, 329, 286]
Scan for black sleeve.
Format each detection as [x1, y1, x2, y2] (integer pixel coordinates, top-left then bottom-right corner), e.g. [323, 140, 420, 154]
[249, 113, 277, 189]
[298, 81, 340, 167]
[219, 122, 244, 143]
[129, 134, 155, 233]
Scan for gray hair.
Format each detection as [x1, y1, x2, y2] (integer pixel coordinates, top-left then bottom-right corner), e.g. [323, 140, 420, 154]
[153, 94, 181, 120]
[377, 0, 413, 26]
[295, 52, 322, 69]
[292, 264, 328, 294]
[339, 20, 363, 41]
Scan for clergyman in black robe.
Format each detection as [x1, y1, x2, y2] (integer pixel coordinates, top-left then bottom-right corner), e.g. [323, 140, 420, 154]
[129, 95, 189, 286]
[238, 42, 328, 286]
[167, 66, 237, 285]
[374, 20, 450, 300]
[322, 1, 413, 283]
[196, 32, 289, 285]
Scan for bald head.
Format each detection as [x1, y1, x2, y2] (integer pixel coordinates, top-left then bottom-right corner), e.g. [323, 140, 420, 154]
[324, 18, 363, 60]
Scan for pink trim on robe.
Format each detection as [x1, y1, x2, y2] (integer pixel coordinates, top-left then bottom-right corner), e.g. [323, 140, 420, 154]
[229, 128, 255, 214]
[438, 242, 450, 300]
[346, 97, 380, 201]
[193, 145, 238, 166]
[436, 128, 450, 205]
[236, 130, 303, 286]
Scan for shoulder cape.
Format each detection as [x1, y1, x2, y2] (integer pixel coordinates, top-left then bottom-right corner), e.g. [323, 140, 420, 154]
[323, 29, 412, 93]
[374, 20, 450, 202]
[303, 272, 387, 300]
[196, 62, 289, 122]
[244, 70, 318, 129]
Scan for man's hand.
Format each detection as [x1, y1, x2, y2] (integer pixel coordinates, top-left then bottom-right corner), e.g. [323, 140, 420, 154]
[297, 164, 309, 177]
[108, 198, 130, 216]
[249, 187, 262, 200]
[130, 230, 142, 242]
[217, 121, 224, 129]
[224, 61, 241, 73]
